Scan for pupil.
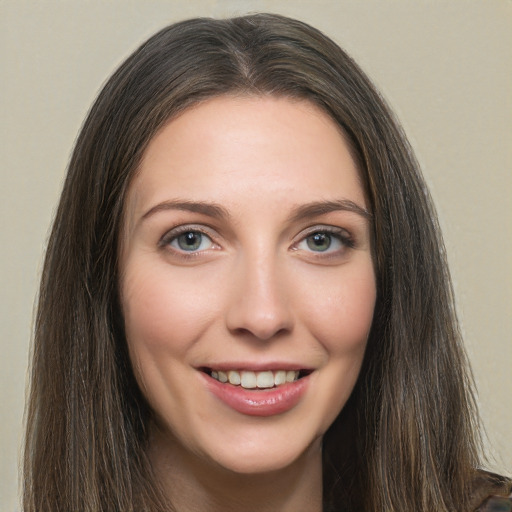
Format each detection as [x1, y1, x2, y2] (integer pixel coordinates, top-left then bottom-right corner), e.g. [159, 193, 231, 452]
[307, 233, 331, 252]
[178, 232, 201, 251]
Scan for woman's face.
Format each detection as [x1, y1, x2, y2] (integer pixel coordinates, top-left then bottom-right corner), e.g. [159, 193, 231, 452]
[120, 95, 376, 475]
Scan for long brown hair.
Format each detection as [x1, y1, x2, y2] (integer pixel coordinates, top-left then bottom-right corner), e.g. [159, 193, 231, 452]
[24, 13, 482, 511]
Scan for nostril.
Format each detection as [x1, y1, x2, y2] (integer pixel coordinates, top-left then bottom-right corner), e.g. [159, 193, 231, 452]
[225, 275, 293, 341]
[229, 325, 291, 342]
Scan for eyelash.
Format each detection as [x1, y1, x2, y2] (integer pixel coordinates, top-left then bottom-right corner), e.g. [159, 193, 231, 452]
[159, 224, 355, 260]
[293, 226, 355, 258]
[159, 225, 219, 259]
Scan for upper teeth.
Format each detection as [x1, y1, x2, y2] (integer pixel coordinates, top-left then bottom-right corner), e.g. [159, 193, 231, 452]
[211, 370, 299, 389]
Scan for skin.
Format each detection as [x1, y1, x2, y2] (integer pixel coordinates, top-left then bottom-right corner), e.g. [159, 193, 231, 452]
[119, 95, 376, 511]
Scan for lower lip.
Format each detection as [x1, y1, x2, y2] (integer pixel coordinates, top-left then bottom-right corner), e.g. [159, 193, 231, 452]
[202, 373, 310, 417]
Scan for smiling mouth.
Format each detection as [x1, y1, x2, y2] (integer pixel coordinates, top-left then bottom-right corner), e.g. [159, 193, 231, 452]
[202, 369, 311, 389]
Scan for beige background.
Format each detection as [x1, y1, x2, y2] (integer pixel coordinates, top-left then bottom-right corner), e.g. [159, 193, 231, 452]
[1, 1, 510, 509]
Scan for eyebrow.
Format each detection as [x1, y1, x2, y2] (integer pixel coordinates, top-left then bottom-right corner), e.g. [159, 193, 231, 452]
[141, 200, 231, 222]
[287, 199, 372, 223]
[140, 198, 371, 225]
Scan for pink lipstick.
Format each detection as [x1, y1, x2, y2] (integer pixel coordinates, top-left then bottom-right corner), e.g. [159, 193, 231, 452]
[201, 371, 310, 416]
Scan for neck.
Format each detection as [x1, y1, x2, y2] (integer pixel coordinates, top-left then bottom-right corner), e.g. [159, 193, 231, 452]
[148, 427, 323, 512]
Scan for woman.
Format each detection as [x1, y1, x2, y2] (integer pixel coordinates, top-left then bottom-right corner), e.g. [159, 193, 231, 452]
[23, 13, 510, 512]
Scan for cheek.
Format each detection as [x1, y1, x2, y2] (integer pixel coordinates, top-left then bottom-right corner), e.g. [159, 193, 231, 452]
[121, 262, 218, 361]
[298, 263, 376, 354]
[303, 264, 375, 428]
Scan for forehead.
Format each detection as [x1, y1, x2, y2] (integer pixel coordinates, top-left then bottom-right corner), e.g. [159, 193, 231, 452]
[124, 95, 366, 225]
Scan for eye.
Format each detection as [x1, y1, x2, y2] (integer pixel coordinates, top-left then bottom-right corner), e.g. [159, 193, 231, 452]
[294, 227, 354, 256]
[161, 227, 216, 254]
[303, 232, 341, 252]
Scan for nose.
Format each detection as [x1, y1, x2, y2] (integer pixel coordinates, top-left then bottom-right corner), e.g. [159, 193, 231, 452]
[225, 252, 293, 341]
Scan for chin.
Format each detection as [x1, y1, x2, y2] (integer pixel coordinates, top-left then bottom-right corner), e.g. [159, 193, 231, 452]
[203, 432, 322, 476]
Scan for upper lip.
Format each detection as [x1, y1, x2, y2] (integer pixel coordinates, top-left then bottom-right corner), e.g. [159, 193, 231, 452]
[197, 362, 315, 372]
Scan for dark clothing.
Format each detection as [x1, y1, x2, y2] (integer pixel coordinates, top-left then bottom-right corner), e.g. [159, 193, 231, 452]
[472, 471, 512, 511]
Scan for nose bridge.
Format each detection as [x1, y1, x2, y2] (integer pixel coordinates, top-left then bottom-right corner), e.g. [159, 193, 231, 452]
[226, 244, 293, 340]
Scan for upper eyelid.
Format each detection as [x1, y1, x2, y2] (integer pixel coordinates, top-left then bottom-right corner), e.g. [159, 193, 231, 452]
[299, 224, 349, 233]
[159, 224, 219, 245]
[291, 224, 356, 251]
[293, 224, 352, 240]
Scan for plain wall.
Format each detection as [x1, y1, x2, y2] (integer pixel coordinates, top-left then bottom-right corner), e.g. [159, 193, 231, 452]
[1, 1, 510, 509]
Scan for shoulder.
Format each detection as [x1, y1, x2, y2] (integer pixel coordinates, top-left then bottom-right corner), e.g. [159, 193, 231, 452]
[470, 470, 512, 511]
